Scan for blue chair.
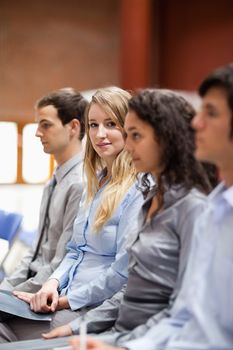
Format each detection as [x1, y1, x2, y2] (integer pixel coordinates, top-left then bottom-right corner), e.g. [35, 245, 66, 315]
[17, 228, 37, 248]
[0, 210, 23, 280]
[0, 228, 38, 279]
[0, 210, 23, 243]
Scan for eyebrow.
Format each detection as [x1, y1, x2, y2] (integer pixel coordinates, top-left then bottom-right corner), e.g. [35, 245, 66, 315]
[88, 118, 113, 122]
[125, 126, 137, 131]
[203, 103, 216, 110]
[38, 119, 52, 124]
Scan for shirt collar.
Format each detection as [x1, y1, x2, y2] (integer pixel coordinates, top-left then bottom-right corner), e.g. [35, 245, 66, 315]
[222, 184, 233, 208]
[208, 181, 233, 209]
[55, 152, 83, 184]
[143, 184, 189, 211]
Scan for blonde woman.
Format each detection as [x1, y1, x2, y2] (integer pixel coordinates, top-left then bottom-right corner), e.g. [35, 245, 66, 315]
[0, 87, 143, 343]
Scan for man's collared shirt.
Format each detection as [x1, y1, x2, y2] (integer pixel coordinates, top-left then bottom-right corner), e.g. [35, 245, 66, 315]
[1, 152, 85, 292]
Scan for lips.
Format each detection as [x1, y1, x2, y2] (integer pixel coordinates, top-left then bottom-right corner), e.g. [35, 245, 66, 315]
[96, 143, 111, 147]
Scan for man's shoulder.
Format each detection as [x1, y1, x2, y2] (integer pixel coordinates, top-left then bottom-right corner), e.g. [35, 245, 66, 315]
[60, 160, 85, 185]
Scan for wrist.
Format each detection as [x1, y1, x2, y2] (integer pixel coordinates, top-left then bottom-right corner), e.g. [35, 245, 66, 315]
[58, 296, 70, 310]
[46, 278, 59, 289]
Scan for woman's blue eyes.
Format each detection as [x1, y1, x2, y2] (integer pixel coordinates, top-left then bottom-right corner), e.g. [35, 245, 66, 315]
[108, 122, 117, 128]
[89, 123, 98, 128]
[89, 122, 117, 128]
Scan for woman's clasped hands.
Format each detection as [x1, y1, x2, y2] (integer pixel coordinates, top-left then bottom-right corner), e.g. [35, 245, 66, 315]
[13, 278, 69, 313]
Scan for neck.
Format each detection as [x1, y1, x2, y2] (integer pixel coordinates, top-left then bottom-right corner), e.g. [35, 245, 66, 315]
[105, 161, 113, 178]
[151, 170, 162, 186]
[220, 168, 233, 188]
[99, 163, 112, 188]
[54, 141, 81, 166]
[99, 173, 110, 188]
[216, 148, 233, 188]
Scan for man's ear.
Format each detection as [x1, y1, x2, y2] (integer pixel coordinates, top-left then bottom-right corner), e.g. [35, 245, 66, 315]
[69, 118, 81, 136]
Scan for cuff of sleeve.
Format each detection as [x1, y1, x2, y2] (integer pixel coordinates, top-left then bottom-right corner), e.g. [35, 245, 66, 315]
[67, 289, 87, 311]
[124, 337, 155, 350]
[49, 271, 67, 291]
[47, 277, 60, 287]
[49, 271, 61, 281]
[69, 318, 82, 335]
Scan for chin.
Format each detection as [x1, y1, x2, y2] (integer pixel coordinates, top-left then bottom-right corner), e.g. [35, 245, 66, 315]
[135, 166, 145, 173]
[195, 152, 214, 164]
[43, 148, 51, 154]
[195, 149, 207, 161]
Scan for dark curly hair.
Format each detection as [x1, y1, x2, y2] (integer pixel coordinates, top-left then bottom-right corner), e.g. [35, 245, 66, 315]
[128, 89, 217, 196]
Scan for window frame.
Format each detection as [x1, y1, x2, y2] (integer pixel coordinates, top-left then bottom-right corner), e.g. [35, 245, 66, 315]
[0, 120, 54, 185]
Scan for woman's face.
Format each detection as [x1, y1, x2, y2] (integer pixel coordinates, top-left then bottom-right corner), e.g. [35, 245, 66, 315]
[125, 111, 162, 176]
[88, 103, 125, 167]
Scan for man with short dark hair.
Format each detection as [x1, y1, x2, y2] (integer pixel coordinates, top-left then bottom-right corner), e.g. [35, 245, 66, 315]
[0, 88, 88, 293]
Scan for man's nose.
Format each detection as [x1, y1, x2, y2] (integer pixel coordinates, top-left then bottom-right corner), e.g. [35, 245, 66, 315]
[192, 112, 205, 130]
[35, 126, 42, 137]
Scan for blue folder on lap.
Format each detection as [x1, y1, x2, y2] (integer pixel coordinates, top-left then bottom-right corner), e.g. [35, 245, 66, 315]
[0, 290, 52, 322]
[0, 336, 70, 349]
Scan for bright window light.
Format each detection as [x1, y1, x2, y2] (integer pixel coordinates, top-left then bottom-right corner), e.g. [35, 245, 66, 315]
[22, 124, 50, 183]
[0, 122, 17, 183]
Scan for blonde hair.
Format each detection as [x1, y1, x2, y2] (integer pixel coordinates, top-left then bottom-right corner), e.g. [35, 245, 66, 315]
[84, 87, 136, 232]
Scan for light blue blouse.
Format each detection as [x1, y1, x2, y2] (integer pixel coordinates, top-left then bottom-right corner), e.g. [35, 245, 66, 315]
[50, 181, 144, 311]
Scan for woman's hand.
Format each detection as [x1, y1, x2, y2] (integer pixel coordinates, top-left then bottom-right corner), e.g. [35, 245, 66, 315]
[13, 291, 34, 304]
[69, 336, 123, 350]
[57, 296, 70, 310]
[29, 278, 59, 313]
[42, 324, 72, 339]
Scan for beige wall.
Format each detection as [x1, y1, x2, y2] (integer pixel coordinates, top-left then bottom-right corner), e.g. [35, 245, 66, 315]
[0, 0, 119, 122]
[158, 0, 233, 90]
[1, 0, 233, 122]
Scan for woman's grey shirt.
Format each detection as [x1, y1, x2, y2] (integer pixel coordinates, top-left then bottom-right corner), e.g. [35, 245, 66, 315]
[115, 186, 206, 332]
[70, 185, 207, 339]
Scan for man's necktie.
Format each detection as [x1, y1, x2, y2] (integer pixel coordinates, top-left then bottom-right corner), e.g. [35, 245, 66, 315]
[27, 175, 57, 279]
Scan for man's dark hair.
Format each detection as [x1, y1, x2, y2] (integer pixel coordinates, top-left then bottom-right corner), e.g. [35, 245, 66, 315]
[198, 63, 233, 138]
[36, 88, 88, 140]
[128, 89, 217, 196]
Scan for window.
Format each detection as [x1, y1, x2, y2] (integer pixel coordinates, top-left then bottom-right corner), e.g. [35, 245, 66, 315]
[22, 124, 51, 183]
[0, 122, 18, 183]
[0, 121, 53, 184]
